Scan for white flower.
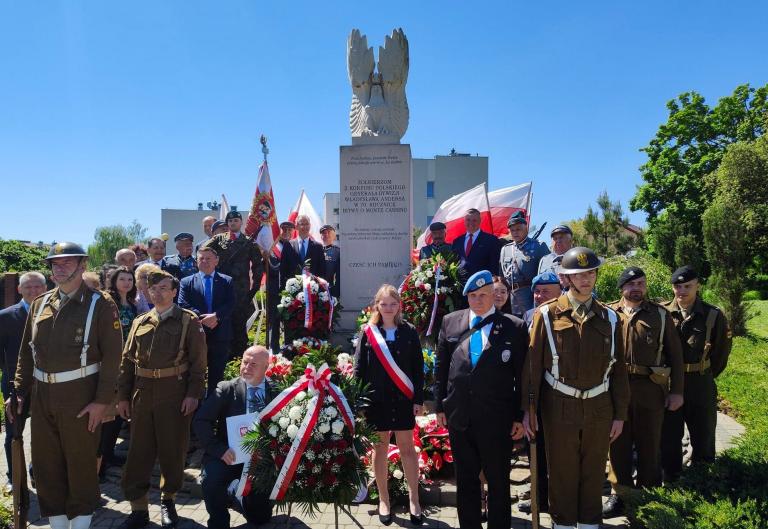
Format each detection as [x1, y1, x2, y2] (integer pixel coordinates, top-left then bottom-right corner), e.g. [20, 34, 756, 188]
[297, 292, 305, 303]
[324, 406, 338, 419]
[292, 339, 302, 348]
[312, 464, 322, 474]
[268, 425, 278, 437]
[425, 269, 433, 278]
[414, 446, 421, 453]
[296, 391, 307, 401]
[350, 337, 359, 347]
[286, 424, 299, 439]
[271, 413, 280, 423]
[319, 291, 329, 302]
[319, 422, 331, 434]
[393, 469, 404, 480]
[414, 280, 422, 287]
[337, 353, 352, 366]
[289, 406, 303, 421]
[331, 420, 344, 435]
[424, 283, 432, 291]
[278, 417, 291, 429]
[304, 450, 316, 461]
[310, 281, 319, 294]
[281, 296, 292, 306]
[286, 278, 301, 294]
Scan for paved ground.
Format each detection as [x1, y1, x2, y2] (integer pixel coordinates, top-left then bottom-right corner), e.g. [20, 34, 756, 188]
[5, 411, 744, 529]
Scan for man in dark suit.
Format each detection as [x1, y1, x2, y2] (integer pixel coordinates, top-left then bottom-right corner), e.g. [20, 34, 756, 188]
[0, 271, 46, 488]
[419, 222, 455, 261]
[179, 247, 235, 395]
[290, 215, 324, 277]
[450, 208, 501, 279]
[266, 222, 301, 351]
[193, 346, 276, 528]
[319, 225, 340, 299]
[435, 270, 528, 529]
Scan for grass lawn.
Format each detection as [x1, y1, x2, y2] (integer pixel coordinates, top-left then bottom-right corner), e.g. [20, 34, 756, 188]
[629, 300, 768, 528]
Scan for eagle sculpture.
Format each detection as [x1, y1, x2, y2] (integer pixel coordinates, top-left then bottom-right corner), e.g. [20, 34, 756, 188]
[347, 28, 409, 144]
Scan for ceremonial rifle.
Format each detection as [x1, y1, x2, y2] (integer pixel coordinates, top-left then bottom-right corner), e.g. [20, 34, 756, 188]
[528, 350, 540, 529]
[11, 395, 29, 529]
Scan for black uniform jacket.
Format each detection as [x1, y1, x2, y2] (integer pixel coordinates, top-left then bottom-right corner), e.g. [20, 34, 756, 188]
[435, 308, 528, 432]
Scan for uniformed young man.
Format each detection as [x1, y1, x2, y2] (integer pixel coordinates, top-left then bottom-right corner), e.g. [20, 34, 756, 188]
[435, 270, 528, 529]
[161, 232, 198, 280]
[202, 210, 264, 356]
[522, 247, 630, 529]
[499, 211, 549, 317]
[319, 224, 341, 298]
[418, 221, 454, 260]
[117, 270, 207, 529]
[9, 242, 123, 529]
[660, 265, 731, 481]
[602, 266, 684, 516]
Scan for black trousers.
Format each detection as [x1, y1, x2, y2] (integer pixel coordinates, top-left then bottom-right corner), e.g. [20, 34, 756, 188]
[266, 289, 281, 352]
[231, 298, 255, 358]
[201, 458, 272, 529]
[206, 340, 231, 398]
[449, 423, 512, 529]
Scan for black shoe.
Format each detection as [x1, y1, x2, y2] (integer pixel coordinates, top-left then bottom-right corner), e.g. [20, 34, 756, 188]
[517, 499, 532, 514]
[410, 513, 424, 525]
[602, 494, 624, 517]
[378, 512, 393, 526]
[161, 499, 179, 528]
[118, 511, 149, 529]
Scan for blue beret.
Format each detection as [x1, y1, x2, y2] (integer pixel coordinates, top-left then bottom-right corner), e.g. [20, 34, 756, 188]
[211, 220, 227, 232]
[174, 232, 193, 242]
[532, 271, 560, 288]
[463, 270, 493, 296]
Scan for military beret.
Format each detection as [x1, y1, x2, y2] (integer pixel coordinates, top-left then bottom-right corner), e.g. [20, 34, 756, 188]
[507, 210, 527, 226]
[211, 220, 226, 232]
[174, 232, 193, 242]
[617, 266, 645, 289]
[225, 210, 242, 221]
[551, 224, 573, 237]
[463, 270, 493, 296]
[429, 221, 446, 231]
[280, 220, 295, 229]
[319, 224, 335, 233]
[671, 265, 698, 284]
[147, 269, 176, 287]
[532, 271, 560, 288]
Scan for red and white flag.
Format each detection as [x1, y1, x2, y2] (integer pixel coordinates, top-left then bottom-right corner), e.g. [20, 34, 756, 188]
[487, 182, 532, 238]
[287, 190, 323, 241]
[415, 183, 491, 250]
[244, 161, 280, 252]
[219, 194, 230, 221]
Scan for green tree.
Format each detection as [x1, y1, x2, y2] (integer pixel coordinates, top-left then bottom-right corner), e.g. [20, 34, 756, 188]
[630, 83, 768, 269]
[579, 191, 635, 256]
[0, 240, 49, 273]
[87, 225, 134, 269]
[127, 219, 148, 243]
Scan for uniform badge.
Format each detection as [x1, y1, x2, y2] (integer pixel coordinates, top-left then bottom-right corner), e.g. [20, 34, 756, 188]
[501, 350, 511, 363]
[113, 321, 121, 330]
[576, 252, 589, 267]
[522, 254, 531, 262]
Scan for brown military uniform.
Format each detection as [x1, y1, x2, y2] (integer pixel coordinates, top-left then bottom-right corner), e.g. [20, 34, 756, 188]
[661, 297, 731, 479]
[523, 295, 630, 527]
[118, 304, 207, 509]
[14, 284, 123, 518]
[607, 299, 684, 493]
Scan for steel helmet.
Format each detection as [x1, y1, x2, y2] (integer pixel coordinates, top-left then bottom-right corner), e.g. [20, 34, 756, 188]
[557, 247, 602, 274]
[45, 242, 88, 260]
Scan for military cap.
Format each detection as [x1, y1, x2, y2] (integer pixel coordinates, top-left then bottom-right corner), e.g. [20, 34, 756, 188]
[174, 232, 193, 242]
[532, 271, 560, 289]
[46, 241, 88, 260]
[551, 224, 573, 237]
[507, 210, 527, 226]
[617, 266, 645, 289]
[319, 224, 335, 233]
[463, 270, 493, 296]
[671, 265, 698, 284]
[558, 247, 602, 274]
[279, 220, 295, 229]
[429, 221, 446, 231]
[211, 220, 226, 232]
[147, 269, 176, 287]
[225, 210, 242, 221]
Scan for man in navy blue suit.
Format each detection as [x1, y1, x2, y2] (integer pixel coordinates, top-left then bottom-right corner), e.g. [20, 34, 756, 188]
[0, 271, 46, 488]
[179, 247, 235, 396]
[451, 208, 501, 280]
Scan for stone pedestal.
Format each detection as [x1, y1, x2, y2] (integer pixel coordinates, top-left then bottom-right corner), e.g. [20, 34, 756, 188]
[338, 144, 412, 332]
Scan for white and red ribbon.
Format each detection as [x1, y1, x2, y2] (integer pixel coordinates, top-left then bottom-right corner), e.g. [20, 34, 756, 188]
[315, 275, 335, 330]
[302, 270, 313, 329]
[271, 241, 283, 259]
[258, 363, 355, 501]
[426, 264, 442, 336]
[364, 324, 415, 400]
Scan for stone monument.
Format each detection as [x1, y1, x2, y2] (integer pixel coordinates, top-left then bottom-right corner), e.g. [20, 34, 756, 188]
[339, 28, 412, 326]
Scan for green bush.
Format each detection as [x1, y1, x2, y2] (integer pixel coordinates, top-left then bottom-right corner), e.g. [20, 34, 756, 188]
[743, 290, 763, 301]
[595, 251, 673, 302]
[223, 358, 241, 381]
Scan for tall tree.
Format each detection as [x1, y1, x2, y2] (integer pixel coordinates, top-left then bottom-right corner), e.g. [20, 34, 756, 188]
[87, 225, 134, 269]
[127, 219, 148, 243]
[579, 191, 636, 256]
[0, 240, 49, 274]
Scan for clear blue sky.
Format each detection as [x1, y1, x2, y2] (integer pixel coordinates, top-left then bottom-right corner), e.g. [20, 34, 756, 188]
[1, 1, 766, 245]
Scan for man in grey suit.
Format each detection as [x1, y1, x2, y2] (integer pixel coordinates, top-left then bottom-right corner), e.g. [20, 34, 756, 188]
[193, 346, 276, 528]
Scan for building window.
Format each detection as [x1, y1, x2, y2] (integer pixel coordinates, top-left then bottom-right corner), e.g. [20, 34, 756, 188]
[426, 181, 435, 198]
[333, 208, 339, 215]
[427, 215, 434, 226]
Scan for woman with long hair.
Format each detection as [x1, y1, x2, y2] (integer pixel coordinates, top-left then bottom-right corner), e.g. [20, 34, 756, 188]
[492, 275, 512, 314]
[354, 285, 425, 526]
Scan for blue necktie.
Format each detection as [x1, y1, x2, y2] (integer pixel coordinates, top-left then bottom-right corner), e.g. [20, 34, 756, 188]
[470, 315, 483, 367]
[204, 275, 213, 313]
[300, 240, 307, 261]
[247, 386, 265, 413]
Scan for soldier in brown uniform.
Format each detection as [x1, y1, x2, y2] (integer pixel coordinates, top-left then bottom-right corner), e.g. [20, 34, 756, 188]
[117, 270, 207, 529]
[602, 266, 684, 517]
[202, 210, 264, 356]
[9, 242, 123, 529]
[660, 265, 731, 481]
[522, 247, 630, 529]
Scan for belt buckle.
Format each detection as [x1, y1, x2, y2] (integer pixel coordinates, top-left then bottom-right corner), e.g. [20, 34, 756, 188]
[46, 372, 55, 383]
[152, 368, 161, 379]
[574, 388, 584, 399]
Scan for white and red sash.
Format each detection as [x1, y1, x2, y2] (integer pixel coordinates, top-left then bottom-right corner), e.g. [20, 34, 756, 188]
[271, 241, 283, 260]
[425, 263, 442, 336]
[302, 270, 313, 328]
[364, 324, 415, 400]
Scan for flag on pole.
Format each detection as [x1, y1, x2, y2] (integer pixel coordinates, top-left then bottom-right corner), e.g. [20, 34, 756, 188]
[287, 190, 323, 241]
[244, 161, 280, 252]
[415, 183, 491, 251]
[487, 182, 532, 237]
[219, 194, 231, 221]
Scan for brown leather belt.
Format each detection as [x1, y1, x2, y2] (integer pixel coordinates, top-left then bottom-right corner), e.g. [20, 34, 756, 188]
[684, 359, 711, 374]
[135, 363, 189, 379]
[627, 364, 653, 375]
[513, 280, 532, 289]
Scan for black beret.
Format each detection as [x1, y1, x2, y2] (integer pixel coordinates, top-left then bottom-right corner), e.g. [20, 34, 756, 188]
[617, 266, 645, 289]
[174, 232, 193, 242]
[671, 265, 698, 284]
[225, 210, 242, 221]
[507, 210, 527, 226]
[319, 224, 335, 233]
[551, 224, 573, 237]
[429, 221, 446, 231]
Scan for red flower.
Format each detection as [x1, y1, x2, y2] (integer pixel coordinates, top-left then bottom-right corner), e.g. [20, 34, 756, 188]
[334, 454, 346, 465]
[269, 439, 278, 449]
[280, 444, 291, 454]
[306, 476, 318, 487]
[312, 443, 322, 453]
[274, 455, 286, 468]
[336, 439, 348, 450]
[432, 452, 443, 471]
[322, 473, 337, 486]
[443, 451, 454, 463]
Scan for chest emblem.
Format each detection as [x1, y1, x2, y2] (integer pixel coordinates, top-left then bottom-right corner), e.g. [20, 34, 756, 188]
[501, 350, 511, 363]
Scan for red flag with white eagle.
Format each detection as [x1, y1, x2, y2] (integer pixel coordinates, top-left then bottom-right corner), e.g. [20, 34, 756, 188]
[244, 161, 280, 252]
[287, 190, 323, 241]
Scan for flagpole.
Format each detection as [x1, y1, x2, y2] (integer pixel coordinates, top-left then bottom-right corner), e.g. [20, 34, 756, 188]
[260, 134, 272, 349]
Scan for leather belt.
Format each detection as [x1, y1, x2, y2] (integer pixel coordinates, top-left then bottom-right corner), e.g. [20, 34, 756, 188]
[627, 364, 653, 375]
[684, 359, 711, 374]
[544, 371, 609, 399]
[513, 280, 532, 289]
[135, 363, 189, 379]
[33, 363, 101, 384]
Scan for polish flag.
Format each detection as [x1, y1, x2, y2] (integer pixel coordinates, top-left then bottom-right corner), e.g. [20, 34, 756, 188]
[219, 194, 230, 221]
[287, 190, 323, 241]
[244, 161, 280, 252]
[487, 182, 532, 237]
[415, 183, 491, 251]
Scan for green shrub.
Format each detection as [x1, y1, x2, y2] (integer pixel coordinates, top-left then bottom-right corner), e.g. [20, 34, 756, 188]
[743, 290, 763, 301]
[223, 358, 241, 381]
[595, 251, 672, 302]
